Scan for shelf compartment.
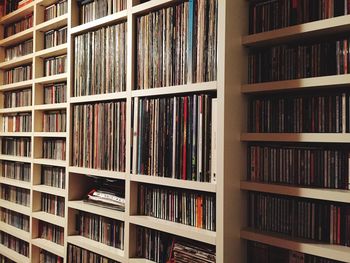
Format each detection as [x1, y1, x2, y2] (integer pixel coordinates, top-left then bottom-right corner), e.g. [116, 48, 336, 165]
[0, 28, 34, 47]
[68, 166, 126, 180]
[241, 228, 350, 263]
[242, 74, 350, 93]
[0, 54, 33, 70]
[0, 132, 31, 137]
[0, 106, 32, 114]
[67, 235, 126, 263]
[132, 0, 181, 15]
[0, 155, 31, 163]
[0, 1, 34, 25]
[35, 73, 68, 85]
[33, 184, 66, 197]
[33, 158, 67, 167]
[34, 103, 67, 110]
[132, 81, 217, 97]
[130, 174, 216, 193]
[129, 216, 216, 245]
[0, 80, 33, 92]
[0, 244, 29, 263]
[242, 15, 350, 47]
[240, 181, 350, 203]
[68, 200, 125, 221]
[241, 133, 350, 143]
[32, 211, 65, 228]
[36, 0, 60, 6]
[0, 177, 31, 189]
[36, 14, 68, 32]
[33, 132, 67, 138]
[70, 92, 127, 104]
[0, 221, 30, 242]
[0, 199, 31, 215]
[31, 238, 65, 258]
[35, 44, 68, 59]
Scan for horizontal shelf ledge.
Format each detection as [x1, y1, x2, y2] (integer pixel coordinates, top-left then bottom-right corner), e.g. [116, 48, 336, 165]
[0, 132, 31, 137]
[34, 103, 67, 110]
[36, 0, 60, 6]
[242, 15, 350, 47]
[70, 10, 127, 35]
[129, 216, 216, 245]
[36, 14, 68, 32]
[0, 221, 30, 242]
[240, 181, 350, 203]
[241, 229, 350, 263]
[0, 199, 31, 215]
[0, 106, 32, 114]
[31, 238, 65, 258]
[33, 184, 66, 197]
[0, 155, 32, 163]
[241, 133, 350, 143]
[0, 80, 33, 92]
[0, 28, 34, 47]
[68, 200, 125, 221]
[0, 1, 34, 25]
[132, 0, 178, 15]
[67, 235, 126, 263]
[68, 166, 126, 180]
[242, 74, 350, 93]
[32, 211, 65, 228]
[0, 54, 33, 70]
[130, 174, 216, 193]
[70, 92, 127, 104]
[35, 73, 68, 85]
[35, 44, 68, 59]
[0, 244, 29, 263]
[33, 132, 67, 138]
[0, 177, 31, 189]
[33, 158, 67, 167]
[132, 81, 217, 97]
[129, 259, 156, 263]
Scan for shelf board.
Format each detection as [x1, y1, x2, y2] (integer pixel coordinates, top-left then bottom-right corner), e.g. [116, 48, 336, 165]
[70, 10, 127, 36]
[0, 80, 33, 92]
[68, 200, 125, 221]
[0, 132, 31, 137]
[241, 229, 350, 263]
[242, 15, 350, 47]
[240, 181, 350, 203]
[67, 235, 126, 263]
[0, 106, 32, 114]
[33, 132, 67, 138]
[33, 184, 66, 197]
[34, 103, 67, 110]
[0, 244, 29, 263]
[0, 155, 31, 163]
[130, 174, 216, 193]
[0, 54, 33, 70]
[68, 166, 126, 180]
[70, 92, 127, 104]
[242, 74, 350, 93]
[36, 14, 68, 32]
[0, 177, 31, 189]
[129, 216, 216, 245]
[0, 199, 31, 215]
[33, 158, 67, 167]
[31, 238, 65, 258]
[241, 133, 350, 143]
[132, 0, 180, 15]
[35, 73, 68, 85]
[36, 0, 60, 6]
[129, 260, 156, 263]
[35, 44, 68, 59]
[32, 211, 65, 228]
[0, 1, 34, 25]
[132, 81, 217, 97]
[0, 28, 34, 47]
[0, 221, 30, 242]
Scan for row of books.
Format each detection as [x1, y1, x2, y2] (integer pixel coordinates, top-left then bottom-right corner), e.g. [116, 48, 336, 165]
[249, 192, 350, 245]
[4, 14, 33, 38]
[43, 138, 66, 160]
[41, 165, 65, 189]
[248, 93, 348, 133]
[136, 0, 217, 90]
[5, 39, 33, 61]
[1, 137, 31, 157]
[134, 95, 217, 183]
[138, 184, 216, 231]
[0, 207, 30, 231]
[44, 55, 67, 76]
[39, 221, 64, 245]
[248, 241, 344, 263]
[1, 0, 20, 15]
[79, 0, 126, 24]
[74, 23, 126, 96]
[0, 255, 15, 263]
[67, 244, 118, 263]
[77, 211, 124, 249]
[4, 88, 32, 108]
[44, 0, 67, 21]
[1, 113, 31, 132]
[1, 161, 30, 182]
[248, 37, 350, 83]
[249, 0, 350, 34]
[44, 27, 67, 49]
[72, 101, 126, 171]
[4, 64, 32, 84]
[40, 249, 63, 263]
[248, 144, 350, 190]
[0, 231, 29, 257]
[41, 193, 65, 217]
[43, 110, 66, 132]
[0, 184, 30, 207]
[44, 83, 66, 104]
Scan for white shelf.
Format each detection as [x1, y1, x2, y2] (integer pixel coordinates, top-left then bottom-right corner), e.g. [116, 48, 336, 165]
[129, 259, 156, 263]
[0, 244, 29, 263]
[0, 80, 33, 92]
[33, 184, 66, 197]
[33, 158, 67, 167]
[70, 92, 127, 104]
[35, 44, 68, 59]
[35, 14, 68, 32]
[0, 1, 34, 25]
[68, 166, 126, 179]
[0, 132, 31, 137]
[241, 133, 350, 143]
[34, 103, 67, 110]
[31, 238, 65, 258]
[0, 155, 32, 163]
[0, 28, 34, 47]
[33, 132, 67, 138]
[0, 199, 31, 215]
[35, 73, 68, 85]
[0, 177, 31, 189]
[0, 221, 30, 242]
[32, 211, 65, 228]
[0, 106, 32, 114]
[0, 54, 33, 70]
[129, 216, 216, 245]
[132, 0, 178, 15]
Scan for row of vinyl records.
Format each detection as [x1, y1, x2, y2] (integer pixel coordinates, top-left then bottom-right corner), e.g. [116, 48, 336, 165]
[1, 113, 31, 132]
[0, 184, 30, 206]
[4, 64, 32, 84]
[248, 241, 345, 263]
[4, 14, 33, 38]
[40, 249, 63, 263]
[0, 207, 30, 232]
[0, 231, 29, 257]
[248, 92, 350, 133]
[42, 110, 67, 132]
[138, 184, 216, 231]
[74, 22, 126, 96]
[4, 88, 32, 108]
[42, 165, 65, 189]
[1, 137, 31, 156]
[44, 55, 67, 76]
[248, 37, 350, 83]
[68, 244, 116, 263]
[248, 0, 350, 35]
[41, 193, 65, 217]
[44, 0, 67, 21]
[249, 192, 350, 246]
[79, 0, 126, 24]
[76, 211, 124, 249]
[134, 94, 217, 183]
[136, 0, 217, 89]
[5, 39, 33, 61]
[1, 161, 30, 182]
[44, 27, 67, 49]
[44, 83, 67, 104]
[39, 221, 64, 245]
[43, 138, 66, 160]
